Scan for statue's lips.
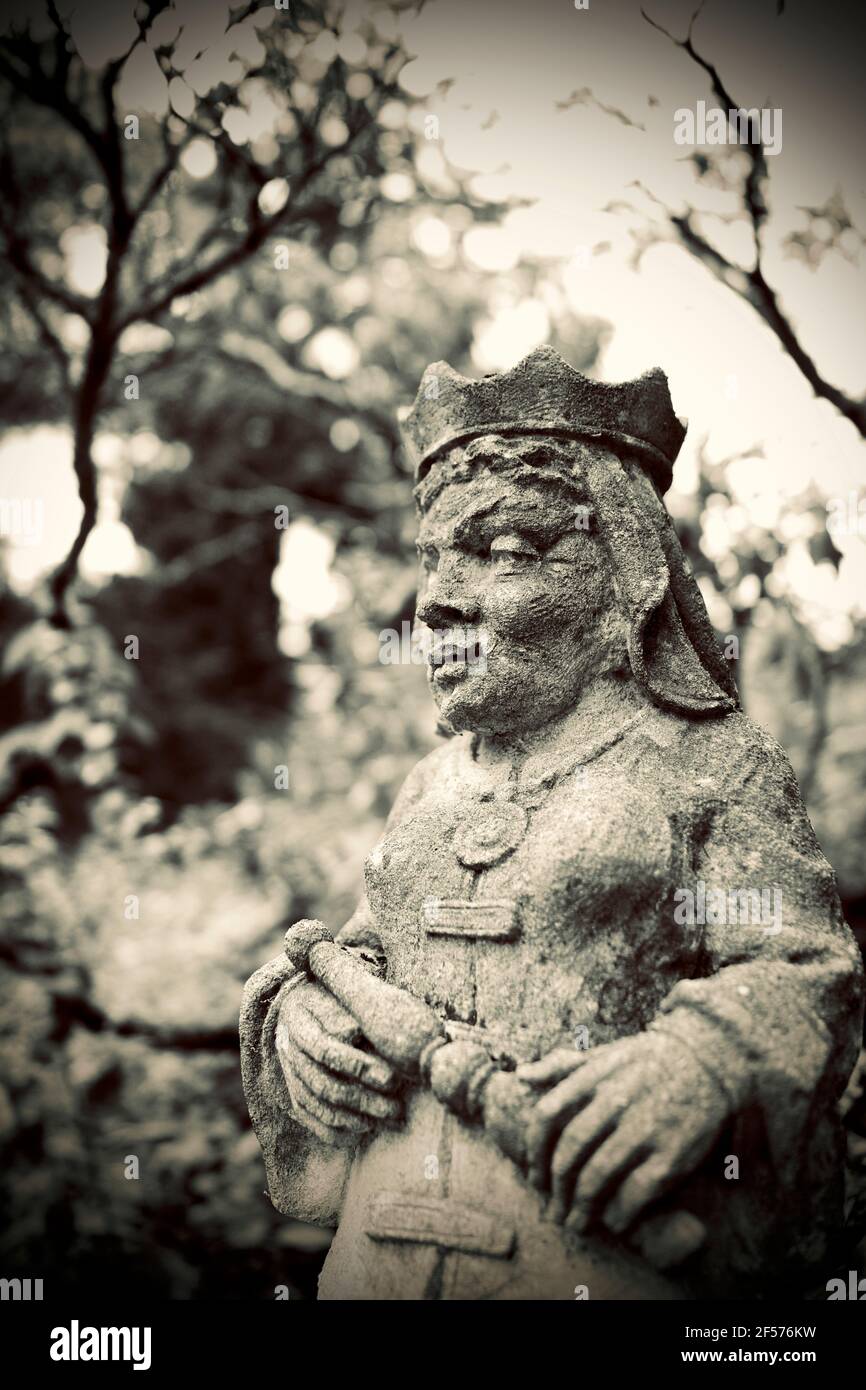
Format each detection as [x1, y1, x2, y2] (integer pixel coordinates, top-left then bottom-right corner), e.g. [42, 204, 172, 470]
[427, 630, 487, 678]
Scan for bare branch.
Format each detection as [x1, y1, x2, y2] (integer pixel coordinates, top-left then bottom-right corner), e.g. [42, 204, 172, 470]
[0, 41, 112, 191]
[216, 332, 401, 446]
[0, 15, 404, 618]
[119, 124, 370, 329]
[98, 56, 135, 245]
[218, 334, 363, 410]
[12, 279, 71, 386]
[2, 228, 95, 320]
[0, 140, 94, 321]
[643, 5, 767, 243]
[150, 518, 268, 587]
[639, 6, 866, 438]
[555, 87, 646, 131]
[185, 480, 391, 529]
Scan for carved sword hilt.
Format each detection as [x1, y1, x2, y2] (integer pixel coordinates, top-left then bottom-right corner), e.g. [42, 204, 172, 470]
[284, 919, 706, 1270]
[285, 920, 448, 1079]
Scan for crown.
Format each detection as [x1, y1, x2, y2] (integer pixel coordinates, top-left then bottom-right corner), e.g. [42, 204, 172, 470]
[402, 345, 686, 494]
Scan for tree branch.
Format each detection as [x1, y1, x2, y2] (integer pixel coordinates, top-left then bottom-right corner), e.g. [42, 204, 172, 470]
[216, 333, 400, 447]
[118, 125, 370, 329]
[1, 12, 399, 621]
[640, 5, 866, 438]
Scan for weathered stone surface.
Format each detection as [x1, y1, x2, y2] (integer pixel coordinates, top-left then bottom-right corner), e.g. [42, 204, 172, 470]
[403, 345, 686, 495]
[241, 347, 864, 1300]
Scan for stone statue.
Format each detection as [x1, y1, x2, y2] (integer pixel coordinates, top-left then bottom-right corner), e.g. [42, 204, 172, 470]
[240, 347, 864, 1300]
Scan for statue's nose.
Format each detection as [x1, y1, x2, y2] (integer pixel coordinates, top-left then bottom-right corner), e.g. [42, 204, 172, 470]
[416, 554, 482, 629]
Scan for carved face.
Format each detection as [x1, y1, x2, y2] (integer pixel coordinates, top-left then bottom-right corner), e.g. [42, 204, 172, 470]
[415, 458, 629, 736]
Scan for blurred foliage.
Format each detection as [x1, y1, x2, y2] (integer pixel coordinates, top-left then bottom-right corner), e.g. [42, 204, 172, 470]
[0, 0, 863, 1299]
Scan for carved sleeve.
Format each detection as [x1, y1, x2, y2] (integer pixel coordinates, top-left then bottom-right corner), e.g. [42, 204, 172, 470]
[239, 953, 352, 1224]
[648, 729, 863, 1181]
[240, 746, 444, 1223]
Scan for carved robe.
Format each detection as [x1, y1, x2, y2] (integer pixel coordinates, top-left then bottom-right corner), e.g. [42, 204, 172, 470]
[241, 705, 863, 1300]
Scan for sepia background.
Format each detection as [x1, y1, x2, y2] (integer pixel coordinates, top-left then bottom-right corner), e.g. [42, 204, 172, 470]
[0, 0, 864, 1299]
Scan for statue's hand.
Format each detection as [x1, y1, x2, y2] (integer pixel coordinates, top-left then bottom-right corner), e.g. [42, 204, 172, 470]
[516, 1032, 730, 1233]
[276, 980, 403, 1148]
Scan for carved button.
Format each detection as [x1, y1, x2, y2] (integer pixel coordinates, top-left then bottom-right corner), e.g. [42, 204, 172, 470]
[453, 800, 528, 868]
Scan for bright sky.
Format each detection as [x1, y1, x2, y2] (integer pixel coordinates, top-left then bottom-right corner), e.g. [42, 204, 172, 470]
[1, 0, 863, 646]
[396, 0, 866, 644]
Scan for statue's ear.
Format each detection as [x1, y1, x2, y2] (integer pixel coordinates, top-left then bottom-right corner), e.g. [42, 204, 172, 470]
[581, 448, 738, 718]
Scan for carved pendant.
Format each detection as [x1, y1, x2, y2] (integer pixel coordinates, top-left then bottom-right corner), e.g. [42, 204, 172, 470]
[452, 799, 529, 868]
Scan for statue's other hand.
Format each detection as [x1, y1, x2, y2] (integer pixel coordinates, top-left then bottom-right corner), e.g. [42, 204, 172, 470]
[517, 1032, 729, 1233]
[276, 980, 403, 1148]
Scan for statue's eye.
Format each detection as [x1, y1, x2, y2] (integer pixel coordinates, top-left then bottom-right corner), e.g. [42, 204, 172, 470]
[489, 535, 540, 567]
[416, 544, 439, 572]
